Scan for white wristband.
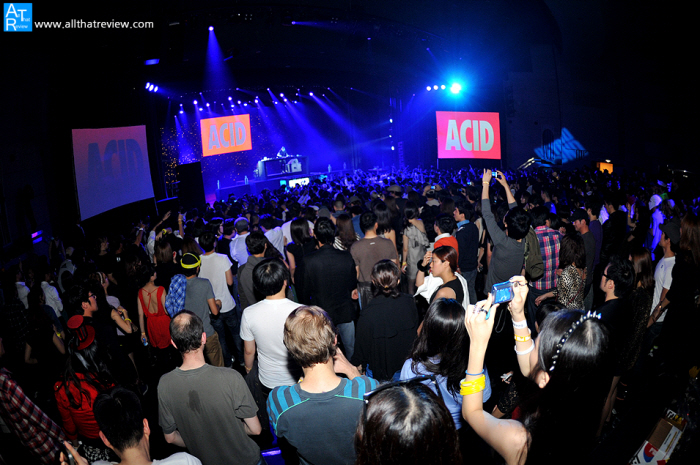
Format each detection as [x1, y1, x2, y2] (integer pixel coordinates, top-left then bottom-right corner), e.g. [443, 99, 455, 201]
[512, 319, 528, 330]
[515, 341, 536, 356]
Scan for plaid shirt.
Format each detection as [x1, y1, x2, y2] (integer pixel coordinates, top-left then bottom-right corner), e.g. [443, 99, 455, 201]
[165, 274, 187, 317]
[533, 226, 561, 290]
[0, 368, 65, 464]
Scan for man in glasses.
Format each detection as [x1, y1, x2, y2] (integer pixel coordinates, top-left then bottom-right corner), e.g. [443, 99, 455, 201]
[66, 284, 137, 386]
[267, 306, 378, 465]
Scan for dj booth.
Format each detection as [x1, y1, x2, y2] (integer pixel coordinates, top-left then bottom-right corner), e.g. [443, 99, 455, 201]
[255, 156, 308, 180]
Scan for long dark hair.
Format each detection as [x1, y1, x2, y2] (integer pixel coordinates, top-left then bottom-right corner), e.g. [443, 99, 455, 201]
[355, 383, 461, 465]
[60, 340, 115, 409]
[290, 217, 312, 244]
[335, 213, 358, 251]
[408, 299, 468, 396]
[403, 201, 420, 230]
[630, 247, 654, 292]
[519, 310, 611, 464]
[558, 234, 585, 270]
[372, 200, 393, 236]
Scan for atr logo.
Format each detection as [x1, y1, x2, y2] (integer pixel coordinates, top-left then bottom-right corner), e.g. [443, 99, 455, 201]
[4, 3, 32, 31]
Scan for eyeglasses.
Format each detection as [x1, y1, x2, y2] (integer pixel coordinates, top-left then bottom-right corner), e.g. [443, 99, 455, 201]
[362, 375, 443, 421]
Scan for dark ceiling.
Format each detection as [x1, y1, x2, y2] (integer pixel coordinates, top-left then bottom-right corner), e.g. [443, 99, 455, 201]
[6, 0, 687, 99]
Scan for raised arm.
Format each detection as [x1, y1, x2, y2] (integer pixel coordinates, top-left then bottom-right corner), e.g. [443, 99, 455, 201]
[480, 170, 507, 245]
[463, 295, 528, 465]
[496, 171, 517, 206]
[507, 276, 535, 376]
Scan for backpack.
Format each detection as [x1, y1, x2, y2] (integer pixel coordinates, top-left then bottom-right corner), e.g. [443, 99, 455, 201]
[523, 227, 544, 282]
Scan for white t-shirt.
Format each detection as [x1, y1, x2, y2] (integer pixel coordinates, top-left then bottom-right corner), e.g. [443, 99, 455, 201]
[265, 226, 285, 258]
[198, 253, 235, 313]
[240, 298, 302, 388]
[651, 255, 675, 323]
[94, 452, 202, 465]
[229, 233, 250, 266]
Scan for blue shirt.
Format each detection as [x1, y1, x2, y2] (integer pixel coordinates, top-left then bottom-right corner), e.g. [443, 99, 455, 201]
[400, 358, 491, 429]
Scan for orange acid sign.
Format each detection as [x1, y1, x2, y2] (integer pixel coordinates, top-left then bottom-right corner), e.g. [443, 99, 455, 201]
[200, 115, 252, 156]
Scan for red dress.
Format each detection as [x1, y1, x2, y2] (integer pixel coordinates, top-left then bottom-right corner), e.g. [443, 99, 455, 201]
[138, 286, 171, 349]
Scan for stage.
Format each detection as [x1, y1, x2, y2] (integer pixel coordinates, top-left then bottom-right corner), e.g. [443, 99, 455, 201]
[215, 169, 354, 201]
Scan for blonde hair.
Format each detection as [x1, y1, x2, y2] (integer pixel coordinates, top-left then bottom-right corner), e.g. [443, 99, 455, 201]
[284, 306, 337, 368]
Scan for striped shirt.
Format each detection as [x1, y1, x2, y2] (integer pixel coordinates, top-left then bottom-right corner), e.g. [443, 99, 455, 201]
[267, 376, 378, 465]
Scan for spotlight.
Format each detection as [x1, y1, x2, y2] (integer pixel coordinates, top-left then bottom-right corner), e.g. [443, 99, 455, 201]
[238, 100, 241, 104]
[193, 100, 198, 104]
[199, 107, 203, 111]
[391, 146, 395, 151]
[255, 99, 259, 103]
[274, 101, 278, 104]
[367, 37, 371, 40]
[145, 82, 150, 89]
[309, 92, 313, 96]
[244, 103, 248, 106]
[154, 86, 158, 92]
[179, 110, 183, 114]
[291, 21, 296, 25]
[426, 86, 431, 91]
[206, 103, 210, 107]
[284, 98, 288, 102]
[433, 85, 438, 90]
[179, 103, 183, 107]
[389, 118, 393, 123]
[228, 96, 232, 101]
[450, 83, 462, 94]
[267, 88, 270, 90]
[280, 93, 284, 97]
[148, 84, 154, 91]
[209, 26, 213, 31]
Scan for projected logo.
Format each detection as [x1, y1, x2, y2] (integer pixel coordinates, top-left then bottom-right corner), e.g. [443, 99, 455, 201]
[4, 3, 32, 31]
[200, 115, 252, 156]
[533, 128, 589, 165]
[436, 112, 500, 159]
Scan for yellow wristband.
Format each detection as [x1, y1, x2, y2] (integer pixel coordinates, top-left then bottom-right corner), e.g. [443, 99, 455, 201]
[124, 318, 132, 323]
[514, 334, 532, 342]
[459, 374, 486, 396]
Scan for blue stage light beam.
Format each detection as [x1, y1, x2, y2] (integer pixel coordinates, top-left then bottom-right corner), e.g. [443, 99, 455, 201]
[205, 25, 235, 94]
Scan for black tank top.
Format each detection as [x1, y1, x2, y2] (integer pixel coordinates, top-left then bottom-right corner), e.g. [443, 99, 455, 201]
[430, 278, 464, 305]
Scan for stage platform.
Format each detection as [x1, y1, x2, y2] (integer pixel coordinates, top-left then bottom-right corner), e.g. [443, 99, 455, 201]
[215, 170, 353, 201]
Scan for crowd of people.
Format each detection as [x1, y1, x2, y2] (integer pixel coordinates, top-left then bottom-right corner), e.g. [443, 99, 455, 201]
[1, 163, 699, 465]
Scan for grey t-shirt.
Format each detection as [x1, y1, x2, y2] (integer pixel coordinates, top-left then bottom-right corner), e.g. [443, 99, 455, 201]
[158, 364, 260, 465]
[482, 199, 525, 292]
[350, 236, 398, 283]
[185, 277, 215, 336]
